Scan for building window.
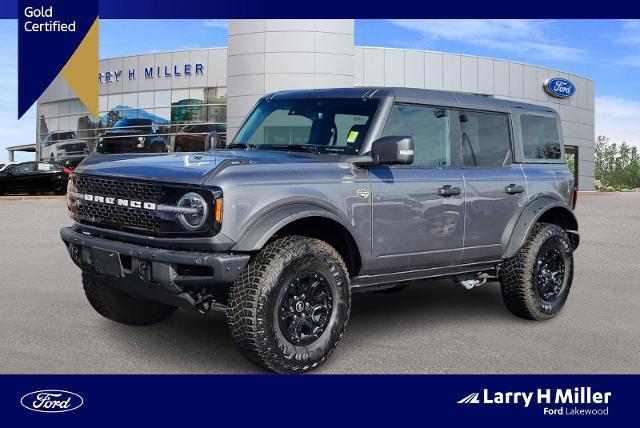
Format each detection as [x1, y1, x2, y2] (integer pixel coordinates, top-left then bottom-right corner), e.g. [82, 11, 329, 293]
[37, 86, 228, 161]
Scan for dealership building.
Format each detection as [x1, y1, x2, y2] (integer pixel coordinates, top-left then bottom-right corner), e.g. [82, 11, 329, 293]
[11, 19, 595, 189]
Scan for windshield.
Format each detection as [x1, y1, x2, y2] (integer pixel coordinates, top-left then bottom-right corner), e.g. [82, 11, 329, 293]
[231, 98, 380, 154]
[56, 132, 76, 141]
[114, 119, 152, 129]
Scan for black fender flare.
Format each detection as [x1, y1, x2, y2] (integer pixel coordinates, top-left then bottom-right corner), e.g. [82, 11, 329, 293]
[232, 203, 361, 253]
[503, 196, 579, 259]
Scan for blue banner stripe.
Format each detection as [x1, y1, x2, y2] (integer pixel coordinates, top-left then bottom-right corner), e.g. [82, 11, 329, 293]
[3, 0, 640, 18]
[1, 374, 637, 426]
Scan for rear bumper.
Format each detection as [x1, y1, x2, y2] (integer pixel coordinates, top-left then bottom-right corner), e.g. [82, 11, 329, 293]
[60, 226, 250, 310]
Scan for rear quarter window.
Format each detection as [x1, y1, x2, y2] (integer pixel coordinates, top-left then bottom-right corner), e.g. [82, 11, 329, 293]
[521, 115, 562, 160]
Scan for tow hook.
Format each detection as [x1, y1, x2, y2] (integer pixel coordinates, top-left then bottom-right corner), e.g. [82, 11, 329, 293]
[193, 292, 226, 313]
[69, 244, 81, 264]
[455, 273, 490, 290]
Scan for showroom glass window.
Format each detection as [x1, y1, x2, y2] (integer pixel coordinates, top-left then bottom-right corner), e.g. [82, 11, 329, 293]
[521, 114, 562, 160]
[382, 104, 451, 167]
[37, 86, 228, 160]
[458, 111, 511, 167]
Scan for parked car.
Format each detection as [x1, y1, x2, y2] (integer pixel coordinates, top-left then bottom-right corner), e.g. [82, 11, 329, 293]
[174, 124, 227, 152]
[61, 88, 579, 373]
[0, 161, 71, 195]
[0, 162, 16, 171]
[97, 119, 168, 154]
[41, 131, 89, 163]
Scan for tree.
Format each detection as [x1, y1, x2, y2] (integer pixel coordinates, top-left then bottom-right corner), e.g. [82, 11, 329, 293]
[594, 135, 640, 189]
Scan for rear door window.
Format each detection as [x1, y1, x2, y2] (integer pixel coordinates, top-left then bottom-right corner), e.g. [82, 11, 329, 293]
[38, 163, 61, 172]
[521, 115, 561, 160]
[459, 111, 511, 168]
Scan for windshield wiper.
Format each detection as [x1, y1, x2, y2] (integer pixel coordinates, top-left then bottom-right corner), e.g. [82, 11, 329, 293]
[226, 142, 257, 150]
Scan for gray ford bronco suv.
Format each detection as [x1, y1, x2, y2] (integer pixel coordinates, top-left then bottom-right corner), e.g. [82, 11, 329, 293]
[61, 88, 579, 373]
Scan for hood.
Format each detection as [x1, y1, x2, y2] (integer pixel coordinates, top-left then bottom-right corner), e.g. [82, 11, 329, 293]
[73, 150, 347, 185]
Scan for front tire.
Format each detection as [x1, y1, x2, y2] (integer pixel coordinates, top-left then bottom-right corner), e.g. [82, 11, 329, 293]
[227, 236, 350, 373]
[82, 272, 177, 326]
[499, 223, 574, 321]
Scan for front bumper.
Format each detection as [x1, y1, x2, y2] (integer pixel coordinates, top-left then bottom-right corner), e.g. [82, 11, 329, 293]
[60, 227, 250, 310]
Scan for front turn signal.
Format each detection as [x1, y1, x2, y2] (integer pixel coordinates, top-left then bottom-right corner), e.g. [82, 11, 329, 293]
[214, 198, 223, 223]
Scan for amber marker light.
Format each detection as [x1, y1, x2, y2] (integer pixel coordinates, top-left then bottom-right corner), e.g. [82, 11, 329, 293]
[214, 198, 223, 223]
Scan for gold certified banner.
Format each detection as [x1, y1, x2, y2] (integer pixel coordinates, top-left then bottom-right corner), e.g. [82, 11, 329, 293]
[60, 17, 99, 116]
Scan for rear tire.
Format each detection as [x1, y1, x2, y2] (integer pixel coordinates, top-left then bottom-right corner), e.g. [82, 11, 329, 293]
[227, 236, 350, 373]
[52, 181, 66, 195]
[499, 223, 574, 321]
[82, 272, 177, 326]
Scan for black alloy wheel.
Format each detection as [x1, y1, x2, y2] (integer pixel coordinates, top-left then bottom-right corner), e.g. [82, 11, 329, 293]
[534, 247, 567, 303]
[277, 271, 334, 346]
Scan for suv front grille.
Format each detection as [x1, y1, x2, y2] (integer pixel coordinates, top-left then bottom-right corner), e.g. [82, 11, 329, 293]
[75, 175, 165, 203]
[74, 175, 167, 234]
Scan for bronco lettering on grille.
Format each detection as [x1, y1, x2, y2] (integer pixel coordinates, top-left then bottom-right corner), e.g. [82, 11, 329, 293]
[83, 194, 157, 211]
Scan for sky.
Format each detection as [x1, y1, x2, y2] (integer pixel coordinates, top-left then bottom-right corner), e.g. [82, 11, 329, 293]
[1, 19, 639, 162]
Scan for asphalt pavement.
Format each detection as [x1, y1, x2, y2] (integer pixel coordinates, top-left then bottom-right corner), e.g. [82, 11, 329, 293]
[0, 193, 638, 373]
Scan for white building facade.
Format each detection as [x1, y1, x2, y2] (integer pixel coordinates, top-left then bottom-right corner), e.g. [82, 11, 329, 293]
[30, 19, 594, 189]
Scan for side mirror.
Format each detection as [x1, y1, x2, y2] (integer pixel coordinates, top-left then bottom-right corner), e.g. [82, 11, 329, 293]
[207, 131, 226, 150]
[370, 136, 414, 165]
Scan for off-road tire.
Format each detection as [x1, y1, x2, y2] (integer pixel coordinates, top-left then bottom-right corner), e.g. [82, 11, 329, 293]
[499, 223, 574, 321]
[82, 272, 177, 326]
[227, 236, 350, 373]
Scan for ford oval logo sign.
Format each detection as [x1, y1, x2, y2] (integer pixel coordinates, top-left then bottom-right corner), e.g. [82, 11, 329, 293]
[544, 78, 576, 98]
[20, 390, 83, 413]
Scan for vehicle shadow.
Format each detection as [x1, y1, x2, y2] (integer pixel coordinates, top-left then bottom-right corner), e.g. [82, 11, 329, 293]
[100, 279, 511, 373]
[347, 279, 514, 338]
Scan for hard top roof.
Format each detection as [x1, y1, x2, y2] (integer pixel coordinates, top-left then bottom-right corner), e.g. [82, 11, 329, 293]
[268, 87, 556, 115]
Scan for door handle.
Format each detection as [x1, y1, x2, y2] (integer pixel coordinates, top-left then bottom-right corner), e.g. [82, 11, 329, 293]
[437, 185, 462, 197]
[505, 184, 525, 194]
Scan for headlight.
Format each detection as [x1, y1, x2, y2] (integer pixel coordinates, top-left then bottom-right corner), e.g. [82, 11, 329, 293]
[176, 192, 208, 231]
[137, 137, 145, 148]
